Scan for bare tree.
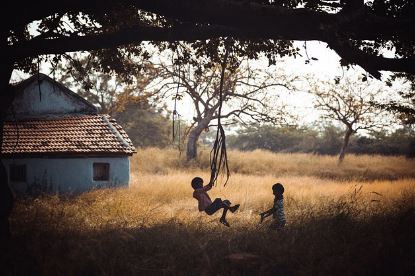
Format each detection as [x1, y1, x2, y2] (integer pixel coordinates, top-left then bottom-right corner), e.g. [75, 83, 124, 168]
[56, 54, 158, 115]
[310, 77, 389, 163]
[153, 58, 297, 161]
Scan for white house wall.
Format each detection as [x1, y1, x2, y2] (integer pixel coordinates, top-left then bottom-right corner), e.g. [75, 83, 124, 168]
[11, 79, 94, 117]
[2, 157, 130, 194]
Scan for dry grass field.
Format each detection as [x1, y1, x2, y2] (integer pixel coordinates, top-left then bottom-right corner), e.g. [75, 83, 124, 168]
[2, 148, 415, 275]
[133, 147, 415, 180]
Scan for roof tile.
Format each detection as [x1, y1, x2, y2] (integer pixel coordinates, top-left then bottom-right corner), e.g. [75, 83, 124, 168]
[1, 115, 135, 156]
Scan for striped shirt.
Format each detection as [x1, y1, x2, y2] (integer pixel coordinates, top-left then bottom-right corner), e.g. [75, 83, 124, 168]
[273, 198, 285, 223]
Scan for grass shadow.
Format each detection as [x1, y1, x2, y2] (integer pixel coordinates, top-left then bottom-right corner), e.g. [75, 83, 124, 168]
[2, 207, 414, 275]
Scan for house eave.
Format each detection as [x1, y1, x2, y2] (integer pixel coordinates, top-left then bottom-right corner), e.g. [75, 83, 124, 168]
[0, 152, 134, 159]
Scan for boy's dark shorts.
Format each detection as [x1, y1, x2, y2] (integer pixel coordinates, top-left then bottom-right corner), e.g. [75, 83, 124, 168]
[205, 198, 231, 215]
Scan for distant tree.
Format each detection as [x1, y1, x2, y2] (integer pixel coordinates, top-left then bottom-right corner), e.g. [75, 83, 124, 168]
[310, 77, 389, 162]
[56, 54, 156, 115]
[315, 124, 343, 155]
[228, 124, 343, 154]
[153, 52, 297, 160]
[228, 123, 414, 156]
[228, 125, 318, 152]
[113, 96, 172, 148]
[57, 55, 174, 148]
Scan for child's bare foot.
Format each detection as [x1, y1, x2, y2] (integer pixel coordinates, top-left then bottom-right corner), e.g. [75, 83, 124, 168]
[219, 217, 230, 227]
[230, 204, 240, 213]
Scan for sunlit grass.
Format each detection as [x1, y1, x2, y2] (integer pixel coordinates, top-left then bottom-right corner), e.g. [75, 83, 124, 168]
[14, 172, 415, 232]
[6, 149, 415, 275]
[132, 147, 415, 179]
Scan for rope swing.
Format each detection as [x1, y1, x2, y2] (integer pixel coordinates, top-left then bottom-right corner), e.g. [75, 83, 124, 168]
[172, 58, 182, 154]
[209, 45, 231, 186]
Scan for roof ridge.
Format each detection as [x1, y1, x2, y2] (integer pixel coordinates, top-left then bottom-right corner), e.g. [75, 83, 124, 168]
[101, 115, 131, 149]
[5, 113, 100, 121]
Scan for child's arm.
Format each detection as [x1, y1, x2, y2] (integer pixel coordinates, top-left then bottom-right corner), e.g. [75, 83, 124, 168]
[260, 207, 275, 216]
[202, 181, 213, 192]
[259, 207, 276, 223]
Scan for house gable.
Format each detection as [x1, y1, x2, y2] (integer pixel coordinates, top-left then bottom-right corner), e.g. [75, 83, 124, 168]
[8, 73, 97, 118]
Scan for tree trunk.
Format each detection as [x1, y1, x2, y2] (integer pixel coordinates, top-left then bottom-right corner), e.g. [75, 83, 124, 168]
[186, 111, 215, 161]
[186, 127, 202, 161]
[338, 127, 354, 163]
[0, 57, 15, 240]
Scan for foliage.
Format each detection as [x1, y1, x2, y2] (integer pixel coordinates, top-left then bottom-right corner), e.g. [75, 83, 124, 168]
[113, 98, 172, 148]
[227, 124, 415, 157]
[3, 0, 415, 81]
[376, 73, 415, 125]
[55, 54, 157, 114]
[227, 124, 319, 152]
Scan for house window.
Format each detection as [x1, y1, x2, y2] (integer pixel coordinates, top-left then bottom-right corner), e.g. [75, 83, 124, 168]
[9, 164, 27, 182]
[93, 163, 109, 181]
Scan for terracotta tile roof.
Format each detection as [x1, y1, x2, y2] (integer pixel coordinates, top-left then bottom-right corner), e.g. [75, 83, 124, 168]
[1, 115, 136, 156]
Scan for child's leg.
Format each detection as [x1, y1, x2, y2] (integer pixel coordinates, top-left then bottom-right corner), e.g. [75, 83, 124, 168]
[219, 204, 231, 227]
[205, 198, 239, 227]
[220, 207, 229, 220]
[222, 199, 240, 213]
[205, 198, 226, 215]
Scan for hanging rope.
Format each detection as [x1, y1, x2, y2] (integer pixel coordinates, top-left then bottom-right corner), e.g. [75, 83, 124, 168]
[37, 57, 42, 102]
[172, 55, 182, 153]
[209, 45, 231, 186]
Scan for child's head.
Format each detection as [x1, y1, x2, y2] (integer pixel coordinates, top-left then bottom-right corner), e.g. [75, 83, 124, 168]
[191, 177, 204, 190]
[272, 183, 284, 196]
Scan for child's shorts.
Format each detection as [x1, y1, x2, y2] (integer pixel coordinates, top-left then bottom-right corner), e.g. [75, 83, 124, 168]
[205, 198, 231, 215]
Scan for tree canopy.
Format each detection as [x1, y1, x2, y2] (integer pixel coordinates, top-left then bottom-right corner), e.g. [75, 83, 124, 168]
[1, 0, 415, 80]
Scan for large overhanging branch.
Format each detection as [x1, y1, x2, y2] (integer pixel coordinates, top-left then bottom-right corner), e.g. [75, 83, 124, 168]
[325, 36, 415, 78]
[5, 0, 409, 41]
[132, 0, 413, 40]
[5, 25, 227, 61]
[6, 23, 415, 77]
[3, 1, 415, 77]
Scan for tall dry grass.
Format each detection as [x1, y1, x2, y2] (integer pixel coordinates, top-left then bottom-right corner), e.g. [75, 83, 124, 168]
[3, 149, 415, 275]
[132, 147, 415, 180]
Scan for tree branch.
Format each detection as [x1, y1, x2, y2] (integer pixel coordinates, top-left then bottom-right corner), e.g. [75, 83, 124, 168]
[4, 1, 415, 75]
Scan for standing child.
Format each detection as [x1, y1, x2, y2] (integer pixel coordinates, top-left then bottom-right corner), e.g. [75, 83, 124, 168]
[259, 183, 286, 230]
[191, 177, 240, 227]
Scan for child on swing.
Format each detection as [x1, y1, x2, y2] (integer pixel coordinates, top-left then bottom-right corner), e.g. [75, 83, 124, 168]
[191, 177, 240, 227]
[259, 183, 286, 231]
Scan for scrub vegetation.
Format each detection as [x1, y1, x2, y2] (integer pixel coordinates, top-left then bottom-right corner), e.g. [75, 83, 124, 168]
[3, 149, 415, 275]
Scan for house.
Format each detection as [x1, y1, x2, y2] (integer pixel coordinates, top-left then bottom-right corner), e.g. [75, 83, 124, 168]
[0, 73, 136, 194]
